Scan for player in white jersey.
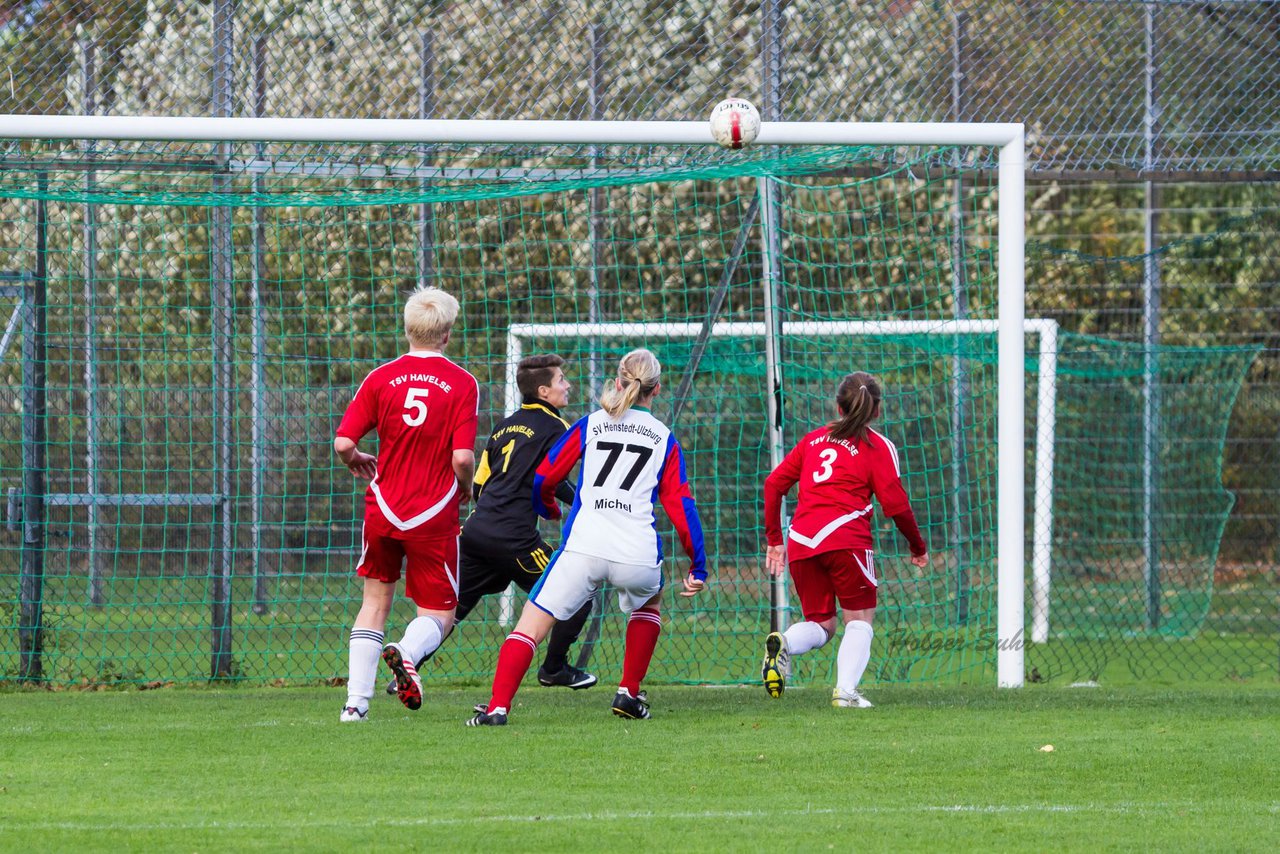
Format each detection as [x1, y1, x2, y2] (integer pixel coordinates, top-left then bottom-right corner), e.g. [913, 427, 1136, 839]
[468, 348, 708, 726]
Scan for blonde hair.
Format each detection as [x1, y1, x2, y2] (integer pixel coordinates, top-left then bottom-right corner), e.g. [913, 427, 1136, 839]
[600, 348, 661, 418]
[403, 286, 459, 348]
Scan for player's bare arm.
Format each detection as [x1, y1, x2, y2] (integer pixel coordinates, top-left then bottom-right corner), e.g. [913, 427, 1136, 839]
[453, 449, 476, 504]
[334, 436, 377, 480]
[764, 544, 786, 578]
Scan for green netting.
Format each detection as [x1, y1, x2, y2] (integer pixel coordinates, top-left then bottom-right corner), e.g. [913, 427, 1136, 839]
[1047, 334, 1259, 640]
[854, 327, 1260, 641]
[1019, 211, 1273, 684]
[0, 137, 1258, 688]
[0, 139, 903, 207]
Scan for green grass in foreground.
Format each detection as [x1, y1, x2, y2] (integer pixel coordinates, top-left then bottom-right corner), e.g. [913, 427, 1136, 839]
[0, 684, 1277, 852]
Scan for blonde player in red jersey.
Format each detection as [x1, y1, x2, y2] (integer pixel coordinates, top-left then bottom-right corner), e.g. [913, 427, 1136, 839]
[333, 286, 479, 722]
[761, 372, 929, 708]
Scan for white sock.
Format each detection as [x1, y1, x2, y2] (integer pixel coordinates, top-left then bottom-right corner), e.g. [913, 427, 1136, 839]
[836, 620, 874, 693]
[398, 615, 444, 665]
[346, 627, 384, 710]
[783, 620, 830, 656]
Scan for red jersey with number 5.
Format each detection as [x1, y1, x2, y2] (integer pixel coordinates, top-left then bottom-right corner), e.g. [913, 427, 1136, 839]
[764, 426, 915, 561]
[336, 351, 479, 539]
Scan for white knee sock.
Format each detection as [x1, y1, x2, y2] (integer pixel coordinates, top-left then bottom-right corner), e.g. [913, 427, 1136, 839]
[836, 620, 874, 693]
[783, 620, 830, 656]
[346, 628, 384, 710]
[398, 615, 444, 665]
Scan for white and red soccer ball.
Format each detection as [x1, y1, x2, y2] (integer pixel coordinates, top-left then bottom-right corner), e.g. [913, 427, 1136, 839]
[708, 98, 760, 150]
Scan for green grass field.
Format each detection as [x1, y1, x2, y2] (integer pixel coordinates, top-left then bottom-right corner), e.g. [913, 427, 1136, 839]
[1, 683, 1277, 852]
[9, 568, 1275, 688]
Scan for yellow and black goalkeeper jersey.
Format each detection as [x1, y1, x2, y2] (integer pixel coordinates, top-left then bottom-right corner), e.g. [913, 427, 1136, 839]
[462, 400, 575, 554]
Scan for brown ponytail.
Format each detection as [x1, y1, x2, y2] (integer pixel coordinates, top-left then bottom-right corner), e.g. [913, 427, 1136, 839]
[828, 372, 881, 442]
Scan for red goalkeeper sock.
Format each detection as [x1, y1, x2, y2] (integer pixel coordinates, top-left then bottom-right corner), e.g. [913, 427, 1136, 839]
[619, 607, 662, 696]
[487, 631, 537, 713]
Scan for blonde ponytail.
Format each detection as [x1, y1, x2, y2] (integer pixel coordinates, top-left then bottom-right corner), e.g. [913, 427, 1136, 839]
[600, 348, 661, 418]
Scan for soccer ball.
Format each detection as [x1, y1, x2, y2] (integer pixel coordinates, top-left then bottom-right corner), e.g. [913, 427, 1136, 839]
[709, 98, 761, 150]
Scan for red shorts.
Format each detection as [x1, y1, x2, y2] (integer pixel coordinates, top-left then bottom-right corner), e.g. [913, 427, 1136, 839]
[356, 506, 459, 610]
[788, 548, 877, 622]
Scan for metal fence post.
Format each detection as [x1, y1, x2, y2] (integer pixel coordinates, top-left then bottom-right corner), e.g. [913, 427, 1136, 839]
[210, 0, 236, 678]
[950, 10, 971, 626]
[1143, 2, 1163, 629]
[418, 26, 436, 290]
[81, 37, 106, 607]
[761, 0, 789, 634]
[19, 180, 49, 680]
[574, 18, 608, 668]
[250, 32, 269, 615]
[587, 18, 605, 399]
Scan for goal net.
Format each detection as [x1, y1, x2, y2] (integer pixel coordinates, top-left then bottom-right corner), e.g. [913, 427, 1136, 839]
[0, 118, 1027, 687]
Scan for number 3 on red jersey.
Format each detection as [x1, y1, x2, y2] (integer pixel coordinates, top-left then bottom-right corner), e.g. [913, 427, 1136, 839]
[813, 447, 837, 483]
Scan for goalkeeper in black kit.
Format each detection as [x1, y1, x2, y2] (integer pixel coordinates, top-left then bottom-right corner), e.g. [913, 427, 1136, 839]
[388, 354, 597, 693]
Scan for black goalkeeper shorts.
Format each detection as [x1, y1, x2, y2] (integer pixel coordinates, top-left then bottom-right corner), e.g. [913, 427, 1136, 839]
[455, 535, 557, 620]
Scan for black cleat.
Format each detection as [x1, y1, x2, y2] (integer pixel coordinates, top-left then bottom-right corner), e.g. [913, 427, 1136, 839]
[610, 689, 650, 720]
[466, 708, 508, 727]
[537, 664, 599, 690]
[761, 631, 790, 699]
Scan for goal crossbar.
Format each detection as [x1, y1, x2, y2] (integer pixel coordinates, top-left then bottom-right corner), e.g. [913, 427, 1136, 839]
[0, 115, 1024, 147]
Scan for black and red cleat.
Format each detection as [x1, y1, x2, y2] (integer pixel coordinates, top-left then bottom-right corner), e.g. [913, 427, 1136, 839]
[381, 643, 423, 711]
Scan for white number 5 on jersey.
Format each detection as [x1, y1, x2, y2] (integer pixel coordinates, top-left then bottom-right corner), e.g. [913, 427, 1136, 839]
[402, 387, 429, 426]
[813, 447, 837, 483]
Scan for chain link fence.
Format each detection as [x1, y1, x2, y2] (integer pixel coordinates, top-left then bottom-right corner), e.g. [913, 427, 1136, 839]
[5, 1, 1279, 172]
[1, 0, 1277, 685]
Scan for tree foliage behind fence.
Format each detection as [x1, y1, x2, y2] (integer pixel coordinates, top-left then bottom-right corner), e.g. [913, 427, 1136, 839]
[4, 1, 1279, 173]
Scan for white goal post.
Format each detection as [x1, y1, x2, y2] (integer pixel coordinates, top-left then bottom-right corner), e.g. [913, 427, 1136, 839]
[2, 114, 1027, 686]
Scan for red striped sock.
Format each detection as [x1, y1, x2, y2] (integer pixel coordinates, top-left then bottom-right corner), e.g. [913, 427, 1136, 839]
[487, 631, 537, 713]
[620, 607, 662, 696]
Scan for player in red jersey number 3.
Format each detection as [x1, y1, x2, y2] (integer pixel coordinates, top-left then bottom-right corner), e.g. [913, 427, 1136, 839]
[761, 372, 929, 708]
[333, 286, 479, 722]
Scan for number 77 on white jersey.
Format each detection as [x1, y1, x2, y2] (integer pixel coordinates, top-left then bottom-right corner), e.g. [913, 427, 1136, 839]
[531, 408, 708, 581]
